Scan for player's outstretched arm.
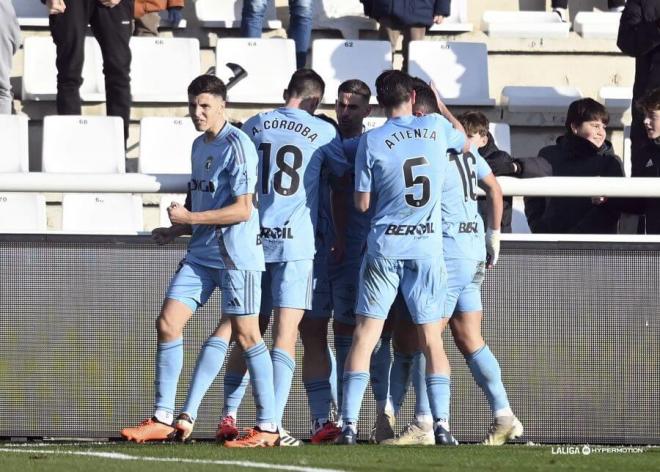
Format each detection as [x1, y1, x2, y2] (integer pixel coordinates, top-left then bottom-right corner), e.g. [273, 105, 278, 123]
[167, 194, 254, 226]
[429, 81, 469, 153]
[479, 173, 503, 268]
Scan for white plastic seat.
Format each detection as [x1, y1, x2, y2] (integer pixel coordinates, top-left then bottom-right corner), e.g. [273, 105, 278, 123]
[312, 0, 377, 39]
[481, 11, 570, 38]
[62, 194, 143, 234]
[0, 115, 29, 173]
[488, 122, 511, 154]
[11, 0, 48, 27]
[312, 39, 391, 104]
[0, 193, 47, 232]
[501, 86, 583, 113]
[195, 0, 281, 29]
[130, 37, 200, 103]
[599, 86, 633, 113]
[139, 117, 198, 174]
[408, 41, 495, 106]
[42, 116, 125, 173]
[22, 36, 105, 102]
[216, 38, 296, 104]
[574, 11, 621, 39]
[363, 116, 386, 131]
[159, 194, 187, 227]
[429, 0, 473, 33]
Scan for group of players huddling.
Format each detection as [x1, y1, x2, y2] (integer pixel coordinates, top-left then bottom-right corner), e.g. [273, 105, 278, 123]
[120, 68, 524, 448]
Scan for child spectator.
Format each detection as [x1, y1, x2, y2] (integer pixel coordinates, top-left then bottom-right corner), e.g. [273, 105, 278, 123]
[633, 87, 660, 233]
[457, 111, 549, 233]
[525, 98, 624, 234]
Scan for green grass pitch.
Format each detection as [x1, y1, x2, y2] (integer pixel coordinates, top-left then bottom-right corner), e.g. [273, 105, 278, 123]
[1, 442, 658, 472]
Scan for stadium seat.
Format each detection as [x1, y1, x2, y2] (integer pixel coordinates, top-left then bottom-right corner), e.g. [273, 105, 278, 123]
[22, 36, 105, 102]
[61, 194, 143, 234]
[312, 0, 377, 39]
[0, 193, 47, 232]
[429, 0, 473, 33]
[138, 117, 198, 174]
[312, 39, 391, 104]
[599, 86, 633, 113]
[501, 86, 583, 113]
[408, 41, 495, 106]
[130, 37, 201, 103]
[511, 196, 531, 233]
[0, 115, 29, 173]
[489, 122, 512, 154]
[574, 11, 621, 39]
[623, 125, 632, 177]
[216, 38, 296, 104]
[195, 0, 282, 29]
[481, 11, 570, 38]
[159, 194, 187, 227]
[363, 116, 386, 131]
[11, 0, 48, 27]
[42, 116, 125, 173]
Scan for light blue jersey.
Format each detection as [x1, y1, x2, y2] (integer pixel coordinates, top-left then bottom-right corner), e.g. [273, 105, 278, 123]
[442, 146, 493, 261]
[355, 114, 465, 259]
[243, 107, 348, 262]
[185, 123, 265, 271]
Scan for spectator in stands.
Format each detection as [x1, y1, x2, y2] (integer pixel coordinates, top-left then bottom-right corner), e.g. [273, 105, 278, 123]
[525, 98, 624, 234]
[457, 111, 550, 233]
[360, 0, 449, 72]
[632, 88, 660, 233]
[0, 0, 20, 114]
[552, 0, 626, 22]
[618, 0, 660, 180]
[241, 0, 311, 69]
[43, 0, 132, 143]
[134, 0, 184, 37]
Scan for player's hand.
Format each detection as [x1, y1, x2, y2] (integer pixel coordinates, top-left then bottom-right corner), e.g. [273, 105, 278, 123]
[98, 0, 122, 8]
[433, 15, 445, 24]
[485, 228, 501, 269]
[151, 227, 176, 245]
[168, 202, 192, 225]
[46, 0, 66, 14]
[331, 237, 346, 264]
[591, 196, 607, 206]
[428, 80, 446, 108]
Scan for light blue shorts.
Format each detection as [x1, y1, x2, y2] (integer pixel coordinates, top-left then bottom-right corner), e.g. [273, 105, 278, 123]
[355, 255, 447, 325]
[445, 259, 485, 316]
[166, 260, 261, 316]
[307, 257, 333, 319]
[261, 259, 314, 314]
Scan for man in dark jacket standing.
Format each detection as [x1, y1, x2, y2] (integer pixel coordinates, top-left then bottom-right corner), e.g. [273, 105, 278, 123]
[44, 0, 133, 143]
[360, 0, 449, 71]
[617, 0, 660, 177]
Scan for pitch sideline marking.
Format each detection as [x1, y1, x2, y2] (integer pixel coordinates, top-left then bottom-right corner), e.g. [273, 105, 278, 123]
[0, 448, 347, 472]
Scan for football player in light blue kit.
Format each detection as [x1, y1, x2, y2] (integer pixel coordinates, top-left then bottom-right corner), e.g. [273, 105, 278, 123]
[337, 70, 465, 445]
[385, 81, 523, 446]
[242, 69, 348, 445]
[121, 75, 279, 448]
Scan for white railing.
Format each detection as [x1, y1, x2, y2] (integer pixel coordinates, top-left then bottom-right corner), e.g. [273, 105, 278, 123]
[0, 174, 659, 197]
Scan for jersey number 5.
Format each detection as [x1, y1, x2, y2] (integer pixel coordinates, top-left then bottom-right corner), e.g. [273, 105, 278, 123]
[403, 157, 430, 207]
[258, 142, 303, 196]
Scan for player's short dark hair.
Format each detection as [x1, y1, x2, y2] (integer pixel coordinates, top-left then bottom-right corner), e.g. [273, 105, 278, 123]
[187, 75, 227, 100]
[565, 98, 609, 132]
[637, 87, 660, 114]
[411, 78, 439, 115]
[457, 111, 490, 137]
[286, 69, 325, 100]
[375, 70, 414, 108]
[338, 79, 371, 103]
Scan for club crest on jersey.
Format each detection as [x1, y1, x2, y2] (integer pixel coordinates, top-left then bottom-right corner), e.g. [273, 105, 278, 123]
[204, 156, 213, 170]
